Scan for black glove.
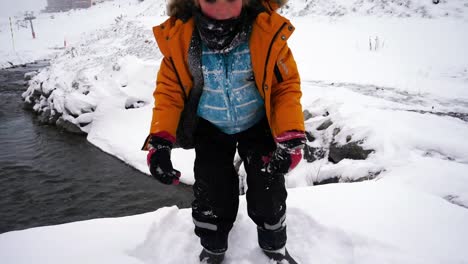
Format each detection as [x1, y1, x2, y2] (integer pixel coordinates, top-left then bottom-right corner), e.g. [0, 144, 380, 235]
[266, 131, 306, 175]
[147, 136, 181, 185]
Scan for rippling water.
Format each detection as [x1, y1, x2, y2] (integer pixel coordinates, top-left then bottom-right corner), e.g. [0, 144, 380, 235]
[0, 62, 193, 234]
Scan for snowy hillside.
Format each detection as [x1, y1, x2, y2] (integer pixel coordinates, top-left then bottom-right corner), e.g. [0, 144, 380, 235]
[0, 0, 166, 68]
[280, 0, 468, 18]
[1, 0, 467, 67]
[1, 0, 468, 263]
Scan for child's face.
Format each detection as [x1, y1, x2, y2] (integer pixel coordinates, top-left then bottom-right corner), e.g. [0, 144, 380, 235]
[198, 0, 243, 20]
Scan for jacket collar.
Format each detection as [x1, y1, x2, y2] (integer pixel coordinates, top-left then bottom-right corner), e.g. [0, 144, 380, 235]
[153, 10, 293, 58]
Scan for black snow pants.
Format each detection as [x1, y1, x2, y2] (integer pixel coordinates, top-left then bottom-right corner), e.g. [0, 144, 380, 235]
[192, 118, 288, 253]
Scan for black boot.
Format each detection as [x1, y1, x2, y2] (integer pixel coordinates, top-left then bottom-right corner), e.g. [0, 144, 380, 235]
[262, 248, 298, 264]
[199, 248, 225, 264]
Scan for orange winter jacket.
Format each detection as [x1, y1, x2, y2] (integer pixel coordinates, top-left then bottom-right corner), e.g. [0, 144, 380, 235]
[143, 2, 304, 149]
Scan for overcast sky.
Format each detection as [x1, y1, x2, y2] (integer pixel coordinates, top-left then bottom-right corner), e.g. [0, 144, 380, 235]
[0, 0, 47, 17]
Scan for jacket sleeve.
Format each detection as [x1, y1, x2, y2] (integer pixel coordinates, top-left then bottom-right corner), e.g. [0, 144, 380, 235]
[270, 44, 305, 137]
[142, 56, 185, 150]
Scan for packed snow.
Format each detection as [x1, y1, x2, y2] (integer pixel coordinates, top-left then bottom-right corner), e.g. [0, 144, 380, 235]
[1, 0, 468, 263]
[2, 182, 468, 264]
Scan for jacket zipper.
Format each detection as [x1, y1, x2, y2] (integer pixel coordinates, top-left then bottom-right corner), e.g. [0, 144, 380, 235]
[169, 57, 187, 102]
[222, 53, 235, 122]
[262, 22, 287, 96]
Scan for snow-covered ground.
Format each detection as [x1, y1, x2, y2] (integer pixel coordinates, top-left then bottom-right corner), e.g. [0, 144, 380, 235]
[1, 182, 468, 264]
[1, 0, 468, 263]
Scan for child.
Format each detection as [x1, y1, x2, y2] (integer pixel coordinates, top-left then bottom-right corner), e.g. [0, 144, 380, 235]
[142, 0, 305, 263]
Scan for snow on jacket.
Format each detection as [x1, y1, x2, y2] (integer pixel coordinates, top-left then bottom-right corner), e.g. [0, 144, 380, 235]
[143, 0, 304, 149]
[198, 41, 265, 134]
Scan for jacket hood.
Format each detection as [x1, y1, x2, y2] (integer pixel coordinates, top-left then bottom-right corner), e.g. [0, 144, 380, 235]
[167, 0, 288, 18]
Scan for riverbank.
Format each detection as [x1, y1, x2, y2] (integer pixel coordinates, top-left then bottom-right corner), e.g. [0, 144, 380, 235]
[0, 63, 193, 234]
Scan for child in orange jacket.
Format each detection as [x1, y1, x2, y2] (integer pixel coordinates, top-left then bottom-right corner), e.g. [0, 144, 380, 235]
[143, 1, 305, 263]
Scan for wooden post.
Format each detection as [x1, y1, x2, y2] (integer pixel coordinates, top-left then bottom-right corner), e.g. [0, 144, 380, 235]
[9, 17, 16, 52]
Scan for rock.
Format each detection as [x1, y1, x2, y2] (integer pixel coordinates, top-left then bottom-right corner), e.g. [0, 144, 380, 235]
[344, 170, 383, 183]
[38, 108, 51, 124]
[314, 177, 340, 185]
[303, 145, 326, 163]
[32, 88, 42, 99]
[48, 110, 60, 125]
[328, 141, 374, 164]
[24, 71, 38, 81]
[72, 80, 80, 89]
[305, 130, 315, 142]
[113, 63, 121, 71]
[314, 170, 383, 186]
[125, 98, 146, 109]
[41, 88, 55, 98]
[303, 110, 313, 121]
[303, 145, 314, 162]
[333, 127, 341, 136]
[23, 100, 35, 110]
[56, 117, 85, 135]
[76, 112, 94, 127]
[317, 119, 333, 130]
[79, 121, 92, 127]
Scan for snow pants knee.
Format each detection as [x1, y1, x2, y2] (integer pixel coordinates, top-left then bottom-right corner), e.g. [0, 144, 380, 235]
[192, 118, 288, 253]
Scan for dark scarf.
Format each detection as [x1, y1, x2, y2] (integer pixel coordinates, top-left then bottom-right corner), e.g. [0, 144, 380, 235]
[194, 8, 256, 52]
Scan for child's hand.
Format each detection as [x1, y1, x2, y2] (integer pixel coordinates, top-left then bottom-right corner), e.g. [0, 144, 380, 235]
[147, 135, 181, 185]
[266, 131, 306, 175]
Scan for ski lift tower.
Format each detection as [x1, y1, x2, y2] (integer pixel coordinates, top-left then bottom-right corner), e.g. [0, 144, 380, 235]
[24, 12, 37, 39]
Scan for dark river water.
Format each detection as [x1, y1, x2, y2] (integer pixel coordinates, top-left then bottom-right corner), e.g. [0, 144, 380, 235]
[0, 62, 193, 234]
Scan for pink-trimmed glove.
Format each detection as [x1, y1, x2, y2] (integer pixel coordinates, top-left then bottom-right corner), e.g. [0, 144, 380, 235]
[266, 131, 306, 174]
[147, 132, 181, 185]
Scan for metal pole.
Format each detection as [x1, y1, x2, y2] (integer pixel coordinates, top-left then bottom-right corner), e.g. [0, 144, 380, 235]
[9, 17, 16, 52]
[29, 19, 36, 39]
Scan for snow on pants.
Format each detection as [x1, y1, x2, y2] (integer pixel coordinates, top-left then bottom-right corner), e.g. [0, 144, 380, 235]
[192, 118, 288, 253]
